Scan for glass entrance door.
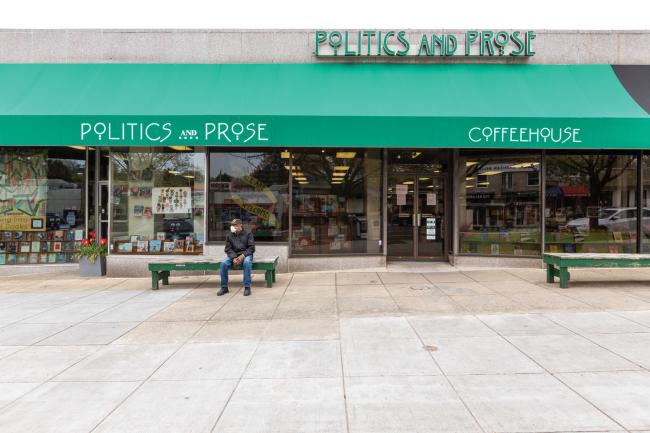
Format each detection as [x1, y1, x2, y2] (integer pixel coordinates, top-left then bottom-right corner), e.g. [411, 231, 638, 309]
[416, 176, 444, 257]
[387, 175, 416, 257]
[387, 150, 446, 260]
[387, 175, 445, 259]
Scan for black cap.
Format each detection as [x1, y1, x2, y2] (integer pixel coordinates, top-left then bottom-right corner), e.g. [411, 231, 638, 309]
[230, 218, 242, 225]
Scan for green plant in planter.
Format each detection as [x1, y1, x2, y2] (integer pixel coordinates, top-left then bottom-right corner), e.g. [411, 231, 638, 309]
[76, 232, 108, 263]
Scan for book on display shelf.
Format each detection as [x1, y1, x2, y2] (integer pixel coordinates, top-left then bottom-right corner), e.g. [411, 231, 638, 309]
[149, 240, 162, 253]
[118, 242, 134, 253]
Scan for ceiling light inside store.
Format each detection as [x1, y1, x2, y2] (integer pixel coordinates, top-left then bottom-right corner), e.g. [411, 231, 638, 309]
[403, 181, 414, 185]
[183, 175, 195, 179]
[465, 177, 475, 181]
[332, 181, 343, 184]
[284, 165, 300, 170]
[281, 151, 291, 159]
[510, 162, 540, 168]
[294, 177, 307, 181]
[419, 177, 430, 181]
[411, 152, 422, 159]
[336, 152, 356, 159]
[332, 172, 346, 177]
[334, 166, 349, 171]
[168, 146, 192, 151]
[298, 181, 308, 184]
[466, 161, 478, 166]
[168, 170, 180, 174]
[480, 171, 502, 176]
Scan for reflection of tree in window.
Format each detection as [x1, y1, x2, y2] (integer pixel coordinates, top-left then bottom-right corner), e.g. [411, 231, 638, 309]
[547, 155, 635, 230]
[208, 151, 288, 242]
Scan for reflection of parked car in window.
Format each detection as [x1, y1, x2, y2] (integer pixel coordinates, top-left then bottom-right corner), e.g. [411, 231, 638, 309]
[163, 218, 194, 240]
[566, 207, 648, 232]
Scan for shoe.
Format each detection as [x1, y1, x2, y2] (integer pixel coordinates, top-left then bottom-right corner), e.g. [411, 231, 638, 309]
[243, 287, 251, 296]
[217, 287, 229, 296]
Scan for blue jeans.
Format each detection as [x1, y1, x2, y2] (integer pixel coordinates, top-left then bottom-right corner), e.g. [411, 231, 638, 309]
[220, 255, 253, 288]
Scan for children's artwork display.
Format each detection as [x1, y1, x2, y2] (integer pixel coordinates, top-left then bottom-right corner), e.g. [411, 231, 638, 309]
[152, 187, 192, 214]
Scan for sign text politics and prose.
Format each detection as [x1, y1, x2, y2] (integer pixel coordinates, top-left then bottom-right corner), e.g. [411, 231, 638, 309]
[315, 30, 536, 57]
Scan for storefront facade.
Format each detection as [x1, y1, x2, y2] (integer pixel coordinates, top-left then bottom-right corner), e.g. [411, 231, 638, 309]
[0, 29, 649, 275]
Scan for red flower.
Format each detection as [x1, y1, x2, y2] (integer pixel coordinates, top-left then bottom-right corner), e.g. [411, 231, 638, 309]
[81, 239, 90, 246]
[99, 238, 108, 246]
[88, 230, 96, 239]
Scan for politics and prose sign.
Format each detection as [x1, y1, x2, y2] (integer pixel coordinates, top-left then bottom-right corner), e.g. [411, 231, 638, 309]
[315, 30, 536, 57]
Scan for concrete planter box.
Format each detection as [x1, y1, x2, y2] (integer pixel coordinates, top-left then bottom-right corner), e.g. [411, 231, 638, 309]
[79, 256, 106, 277]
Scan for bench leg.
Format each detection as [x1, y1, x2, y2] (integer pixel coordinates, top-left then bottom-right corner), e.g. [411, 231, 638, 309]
[546, 264, 556, 283]
[161, 271, 170, 286]
[559, 267, 570, 289]
[151, 271, 159, 290]
[265, 270, 273, 288]
[272, 270, 276, 283]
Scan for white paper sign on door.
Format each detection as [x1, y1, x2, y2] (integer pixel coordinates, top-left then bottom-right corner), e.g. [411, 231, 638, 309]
[396, 194, 406, 206]
[395, 184, 408, 194]
[426, 193, 437, 206]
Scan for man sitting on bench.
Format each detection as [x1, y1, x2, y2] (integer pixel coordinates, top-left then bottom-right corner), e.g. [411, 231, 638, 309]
[218, 218, 255, 297]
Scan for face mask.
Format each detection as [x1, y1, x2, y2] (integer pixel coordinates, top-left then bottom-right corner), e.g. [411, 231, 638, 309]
[230, 226, 237, 233]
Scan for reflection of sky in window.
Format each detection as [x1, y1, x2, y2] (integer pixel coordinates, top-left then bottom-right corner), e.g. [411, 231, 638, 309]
[211, 153, 265, 177]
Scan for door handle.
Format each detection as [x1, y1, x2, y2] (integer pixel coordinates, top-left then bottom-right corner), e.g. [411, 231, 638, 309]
[417, 213, 421, 227]
[412, 214, 417, 227]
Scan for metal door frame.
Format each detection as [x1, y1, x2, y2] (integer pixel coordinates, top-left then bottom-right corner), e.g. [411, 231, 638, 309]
[96, 180, 109, 241]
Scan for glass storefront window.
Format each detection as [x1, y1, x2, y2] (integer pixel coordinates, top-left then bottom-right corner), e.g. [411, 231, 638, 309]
[110, 147, 205, 255]
[457, 153, 541, 256]
[291, 149, 382, 255]
[208, 150, 289, 242]
[643, 155, 650, 253]
[0, 147, 86, 265]
[545, 153, 637, 253]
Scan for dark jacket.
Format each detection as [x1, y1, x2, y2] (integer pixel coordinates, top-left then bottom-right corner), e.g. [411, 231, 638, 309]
[225, 230, 255, 259]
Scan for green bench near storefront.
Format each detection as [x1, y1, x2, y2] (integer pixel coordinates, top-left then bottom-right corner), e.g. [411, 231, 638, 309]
[148, 257, 279, 290]
[543, 253, 650, 288]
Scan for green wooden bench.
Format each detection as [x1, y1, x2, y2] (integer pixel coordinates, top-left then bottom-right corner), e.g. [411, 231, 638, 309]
[147, 256, 279, 290]
[543, 253, 650, 288]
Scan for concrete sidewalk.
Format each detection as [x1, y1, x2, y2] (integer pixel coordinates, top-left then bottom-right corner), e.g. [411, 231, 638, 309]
[0, 266, 649, 432]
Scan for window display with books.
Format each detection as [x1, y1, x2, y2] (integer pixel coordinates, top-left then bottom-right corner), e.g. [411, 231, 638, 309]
[110, 147, 205, 255]
[0, 147, 87, 265]
[457, 152, 542, 257]
[290, 149, 382, 255]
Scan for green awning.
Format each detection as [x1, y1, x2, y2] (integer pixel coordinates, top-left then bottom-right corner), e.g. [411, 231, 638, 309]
[0, 63, 648, 148]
